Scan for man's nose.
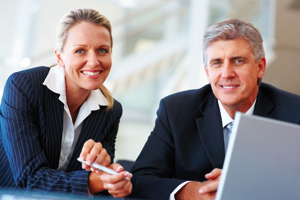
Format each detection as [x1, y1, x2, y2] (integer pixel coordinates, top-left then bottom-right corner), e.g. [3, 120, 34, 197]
[221, 62, 235, 78]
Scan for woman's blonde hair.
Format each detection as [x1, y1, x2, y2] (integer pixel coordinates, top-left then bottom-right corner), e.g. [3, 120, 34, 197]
[55, 8, 114, 110]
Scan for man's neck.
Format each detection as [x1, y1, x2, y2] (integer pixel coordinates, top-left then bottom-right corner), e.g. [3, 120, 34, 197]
[218, 100, 257, 126]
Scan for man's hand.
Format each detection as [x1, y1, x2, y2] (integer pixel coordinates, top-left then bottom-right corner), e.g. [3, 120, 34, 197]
[175, 168, 222, 200]
[199, 168, 222, 195]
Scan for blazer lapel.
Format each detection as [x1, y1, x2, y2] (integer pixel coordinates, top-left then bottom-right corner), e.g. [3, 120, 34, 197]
[195, 86, 275, 169]
[196, 92, 225, 169]
[44, 89, 64, 169]
[66, 106, 107, 172]
[254, 88, 275, 119]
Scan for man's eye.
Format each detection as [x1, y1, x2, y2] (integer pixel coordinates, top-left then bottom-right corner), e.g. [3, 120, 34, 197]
[235, 59, 243, 63]
[212, 61, 221, 66]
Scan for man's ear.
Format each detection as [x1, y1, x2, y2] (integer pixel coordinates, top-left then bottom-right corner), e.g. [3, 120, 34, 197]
[55, 49, 64, 67]
[204, 66, 210, 83]
[257, 57, 266, 79]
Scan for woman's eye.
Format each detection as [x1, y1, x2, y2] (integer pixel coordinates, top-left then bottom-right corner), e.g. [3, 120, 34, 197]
[99, 49, 108, 54]
[75, 49, 84, 54]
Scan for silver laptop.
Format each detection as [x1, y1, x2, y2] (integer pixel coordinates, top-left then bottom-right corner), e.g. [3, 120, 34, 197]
[216, 112, 300, 200]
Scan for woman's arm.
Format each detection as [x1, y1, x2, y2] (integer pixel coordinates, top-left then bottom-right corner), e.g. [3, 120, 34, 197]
[0, 70, 89, 194]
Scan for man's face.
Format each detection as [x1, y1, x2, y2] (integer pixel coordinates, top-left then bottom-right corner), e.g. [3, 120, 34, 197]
[205, 38, 266, 114]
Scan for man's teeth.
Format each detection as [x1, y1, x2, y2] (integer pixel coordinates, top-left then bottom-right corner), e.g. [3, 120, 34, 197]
[223, 86, 235, 89]
[82, 71, 100, 75]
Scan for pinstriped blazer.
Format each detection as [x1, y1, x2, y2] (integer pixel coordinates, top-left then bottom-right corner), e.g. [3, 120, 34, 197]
[0, 66, 122, 195]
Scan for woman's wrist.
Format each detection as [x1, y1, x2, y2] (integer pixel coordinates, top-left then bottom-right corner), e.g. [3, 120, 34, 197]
[88, 171, 105, 194]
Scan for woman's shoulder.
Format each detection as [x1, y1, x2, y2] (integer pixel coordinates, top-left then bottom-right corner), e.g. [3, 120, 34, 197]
[103, 98, 122, 118]
[8, 66, 50, 85]
[4, 67, 50, 101]
[113, 99, 123, 115]
[113, 99, 122, 109]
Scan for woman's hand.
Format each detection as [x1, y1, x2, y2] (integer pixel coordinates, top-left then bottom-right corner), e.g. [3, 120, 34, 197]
[100, 163, 132, 198]
[87, 163, 132, 197]
[79, 139, 111, 172]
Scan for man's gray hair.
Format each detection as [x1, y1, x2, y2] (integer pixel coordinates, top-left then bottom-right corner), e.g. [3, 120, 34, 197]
[202, 18, 265, 67]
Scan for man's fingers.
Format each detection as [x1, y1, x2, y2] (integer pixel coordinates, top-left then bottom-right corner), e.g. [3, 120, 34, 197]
[205, 168, 222, 180]
[199, 180, 219, 195]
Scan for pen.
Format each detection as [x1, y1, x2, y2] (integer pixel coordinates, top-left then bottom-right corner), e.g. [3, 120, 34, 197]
[77, 158, 130, 180]
[77, 157, 118, 175]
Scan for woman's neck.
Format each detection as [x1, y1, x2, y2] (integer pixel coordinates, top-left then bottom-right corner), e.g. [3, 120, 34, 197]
[66, 88, 90, 124]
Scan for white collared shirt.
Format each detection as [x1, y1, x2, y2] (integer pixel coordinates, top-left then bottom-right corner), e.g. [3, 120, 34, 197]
[218, 99, 256, 128]
[43, 65, 108, 170]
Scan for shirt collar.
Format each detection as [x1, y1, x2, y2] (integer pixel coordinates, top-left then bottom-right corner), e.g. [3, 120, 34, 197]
[42, 65, 108, 109]
[218, 99, 256, 128]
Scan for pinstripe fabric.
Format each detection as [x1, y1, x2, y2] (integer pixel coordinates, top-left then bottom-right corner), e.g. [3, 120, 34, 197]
[0, 66, 122, 195]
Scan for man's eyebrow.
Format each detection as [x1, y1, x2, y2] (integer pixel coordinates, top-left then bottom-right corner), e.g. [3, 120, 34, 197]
[209, 58, 222, 63]
[231, 56, 247, 60]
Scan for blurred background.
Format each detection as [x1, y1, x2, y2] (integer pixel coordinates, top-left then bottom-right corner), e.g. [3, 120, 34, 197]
[0, 0, 300, 163]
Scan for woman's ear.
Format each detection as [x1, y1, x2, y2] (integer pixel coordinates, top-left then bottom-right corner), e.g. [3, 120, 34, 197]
[55, 49, 64, 67]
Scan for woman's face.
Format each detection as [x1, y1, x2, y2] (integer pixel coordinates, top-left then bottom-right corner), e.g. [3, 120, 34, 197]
[55, 21, 112, 93]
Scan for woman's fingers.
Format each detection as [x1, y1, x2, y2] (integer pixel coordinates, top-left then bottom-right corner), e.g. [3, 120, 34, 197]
[79, 139, 111, 171]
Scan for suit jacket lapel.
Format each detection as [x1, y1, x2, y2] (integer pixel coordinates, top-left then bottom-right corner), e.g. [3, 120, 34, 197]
[196, 92, 225, 169]
[254, 87, 275, 119]
[195, 86, 275, 169]
[66, 106, 107, 172]
[44, 89, 64, 169]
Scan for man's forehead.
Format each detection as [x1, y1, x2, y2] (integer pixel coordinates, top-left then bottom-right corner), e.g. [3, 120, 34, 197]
[206, 38, 254, 59]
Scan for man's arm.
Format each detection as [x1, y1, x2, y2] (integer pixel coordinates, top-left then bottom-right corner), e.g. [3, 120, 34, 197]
[130, 99, 186, 199]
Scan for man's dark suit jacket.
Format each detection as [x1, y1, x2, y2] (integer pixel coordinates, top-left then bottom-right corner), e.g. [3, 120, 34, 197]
[130, 83, 300, 199]
[0, 67, 122, 195]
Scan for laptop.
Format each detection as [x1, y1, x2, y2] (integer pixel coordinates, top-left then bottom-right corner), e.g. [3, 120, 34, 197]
[216, 112, 300, 200]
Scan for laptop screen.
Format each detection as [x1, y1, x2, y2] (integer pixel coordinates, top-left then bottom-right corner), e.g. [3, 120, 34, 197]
[216, 112, 300, 200]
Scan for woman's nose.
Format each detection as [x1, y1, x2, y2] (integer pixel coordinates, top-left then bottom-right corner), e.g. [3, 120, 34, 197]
[87, 52, 100, 66]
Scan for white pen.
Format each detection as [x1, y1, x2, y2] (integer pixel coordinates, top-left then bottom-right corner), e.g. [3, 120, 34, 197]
[77, 158, 130, 180]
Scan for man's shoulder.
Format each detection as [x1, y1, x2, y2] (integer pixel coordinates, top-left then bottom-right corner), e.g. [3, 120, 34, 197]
[260, 82, 300, 101]
[259, 83, 300, 119]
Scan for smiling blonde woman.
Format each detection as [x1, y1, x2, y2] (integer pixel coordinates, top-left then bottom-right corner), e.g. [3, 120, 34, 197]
[0, 8, 132, 198]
